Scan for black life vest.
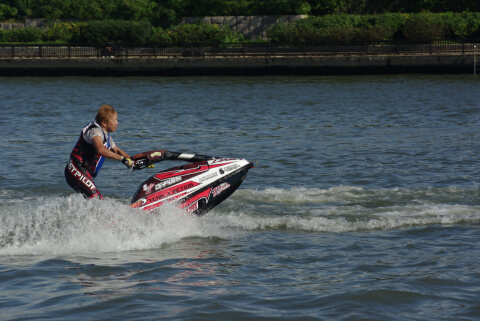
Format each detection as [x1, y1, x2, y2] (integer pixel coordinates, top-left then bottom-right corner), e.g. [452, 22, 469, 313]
[70, 122, 111, 177]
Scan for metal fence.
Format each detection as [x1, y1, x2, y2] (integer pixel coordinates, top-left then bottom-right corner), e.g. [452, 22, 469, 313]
[1, 39, 479, 58]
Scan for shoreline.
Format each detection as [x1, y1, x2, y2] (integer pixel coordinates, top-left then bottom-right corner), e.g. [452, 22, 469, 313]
[0, 54, 476, 76]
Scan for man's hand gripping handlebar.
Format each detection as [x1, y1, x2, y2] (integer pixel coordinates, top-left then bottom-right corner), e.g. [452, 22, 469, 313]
[121, 156, 135, 169]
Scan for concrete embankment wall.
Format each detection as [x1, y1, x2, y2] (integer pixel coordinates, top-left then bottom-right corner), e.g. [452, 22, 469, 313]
[0, 54, 475, 76]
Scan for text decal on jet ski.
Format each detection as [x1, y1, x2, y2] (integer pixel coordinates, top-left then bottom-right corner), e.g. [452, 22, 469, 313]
[143, 183, 155, 194]
[155, 176, 181, 190]
[224, 163, 240, 172]
[212, 182, 231, 197]
[211, 158, 237, 163]
[147, 181, 199, 203]
[150, 151, 163, 158]
[199, 172, 218, 182]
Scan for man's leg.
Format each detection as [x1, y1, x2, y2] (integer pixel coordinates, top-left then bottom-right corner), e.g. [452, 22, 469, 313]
[65, 160, 103, 199]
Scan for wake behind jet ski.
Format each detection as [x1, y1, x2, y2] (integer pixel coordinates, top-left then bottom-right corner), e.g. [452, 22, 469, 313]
[130, 150, 253, 215]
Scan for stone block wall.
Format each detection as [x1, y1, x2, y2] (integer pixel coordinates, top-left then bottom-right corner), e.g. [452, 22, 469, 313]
[0, 22, 24, 30]
[178, 15, 306, 39]
[0, 19, 46, 30]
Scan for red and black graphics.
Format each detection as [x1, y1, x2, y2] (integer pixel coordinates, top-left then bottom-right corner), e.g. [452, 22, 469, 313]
[133, 182, 199, 212]
[173, 167, 248, 216]
[180, 187, 212, 214]
[131, 161, 208, 209]
[130, 151, 254, 216]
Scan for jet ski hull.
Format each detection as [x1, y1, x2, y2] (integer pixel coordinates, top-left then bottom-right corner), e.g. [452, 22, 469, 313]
[131, 158, 253, 215]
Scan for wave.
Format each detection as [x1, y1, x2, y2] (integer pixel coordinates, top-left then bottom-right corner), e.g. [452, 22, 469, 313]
[0, 194, 242, 256]
[215, 186, 480, 231]
[0, 186, 479, 255]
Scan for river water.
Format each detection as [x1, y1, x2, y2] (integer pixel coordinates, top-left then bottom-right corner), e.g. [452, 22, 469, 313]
[1, 74, 479, 320]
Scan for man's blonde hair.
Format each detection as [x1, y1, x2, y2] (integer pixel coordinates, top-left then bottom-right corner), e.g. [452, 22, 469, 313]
[95, 104, 117, 124]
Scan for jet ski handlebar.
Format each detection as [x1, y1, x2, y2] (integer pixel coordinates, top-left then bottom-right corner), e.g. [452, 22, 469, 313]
[131, 150, 215, 170]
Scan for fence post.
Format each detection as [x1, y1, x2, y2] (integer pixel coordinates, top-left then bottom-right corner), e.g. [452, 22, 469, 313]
[39, 45, 43, 58]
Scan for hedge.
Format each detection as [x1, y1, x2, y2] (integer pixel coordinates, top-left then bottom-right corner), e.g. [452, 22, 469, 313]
[267, 12, 480, 42]
[0, 27, 43, 43]
[1, 12, 480, 44]
[0, 20, 246, 44]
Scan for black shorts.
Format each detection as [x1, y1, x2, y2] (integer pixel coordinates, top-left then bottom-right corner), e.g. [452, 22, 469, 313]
[65, 159, 103, 199]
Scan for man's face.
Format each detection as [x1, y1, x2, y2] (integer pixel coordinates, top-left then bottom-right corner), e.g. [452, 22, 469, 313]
[104, 112, 118, 133]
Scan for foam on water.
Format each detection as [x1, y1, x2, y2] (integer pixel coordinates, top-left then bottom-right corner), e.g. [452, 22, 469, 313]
[214, 186, 480, 232]
[0, 193, 241, 256]
[1, 186, 479, 256]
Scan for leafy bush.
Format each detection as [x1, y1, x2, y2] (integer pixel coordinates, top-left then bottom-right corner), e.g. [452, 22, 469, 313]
[368, 13, 409, 34]
[463, 12, 480, 37]
[150, 27, 173, 43]
[268, 12, 480, 43]
[0, 27, 44, 42]
[268, 13, 403, 42]
[438, 12, 480, 38]
[402, 13, 443, 40]
[152, 23, 245, 43]
[73, 20, 153, 43]
[295, 14, 366, 30]
[439, 12, 467, 38]
[44, 22, 86, 42]
[267, 23, 302, 42]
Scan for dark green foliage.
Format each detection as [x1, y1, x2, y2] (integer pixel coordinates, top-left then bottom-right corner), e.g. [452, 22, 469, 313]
[0, 4, 18, 21]
[0, 27, 43, 42]
[2, 1, 480, 23]
[73, 20, 153, 43]
[402, 13, 443, 40]
[268, 12, 480, 42]
[43, 22, 86, 42]
[151, 23, 245, 43]
[463, 12, 480, 37]
[1, 1, 480, 44]
[1, 0, 158, 21]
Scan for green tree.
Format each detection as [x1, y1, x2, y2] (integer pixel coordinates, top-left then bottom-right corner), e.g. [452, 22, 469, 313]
[0, 4, 18, 20]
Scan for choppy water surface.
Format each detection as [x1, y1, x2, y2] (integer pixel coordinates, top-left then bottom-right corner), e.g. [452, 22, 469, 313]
[1, 75, 480, 320]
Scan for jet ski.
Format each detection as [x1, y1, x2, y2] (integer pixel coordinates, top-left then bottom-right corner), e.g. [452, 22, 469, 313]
[130, 150, 254, 215]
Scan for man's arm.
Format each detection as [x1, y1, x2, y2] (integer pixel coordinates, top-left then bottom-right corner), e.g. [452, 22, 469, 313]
[91, 136, 125, 161]
[112, 145, 130, 159]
